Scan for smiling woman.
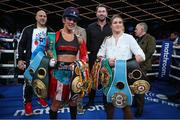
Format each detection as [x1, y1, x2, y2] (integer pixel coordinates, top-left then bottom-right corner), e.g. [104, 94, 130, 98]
[97, 14, 145, 119]
[48, 7, 88, 120]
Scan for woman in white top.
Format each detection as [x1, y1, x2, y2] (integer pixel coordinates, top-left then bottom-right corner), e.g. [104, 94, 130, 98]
[97, 14, 145, 119]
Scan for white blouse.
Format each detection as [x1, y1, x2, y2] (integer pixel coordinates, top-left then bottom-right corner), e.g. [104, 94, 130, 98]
[97, 33, 145, 61]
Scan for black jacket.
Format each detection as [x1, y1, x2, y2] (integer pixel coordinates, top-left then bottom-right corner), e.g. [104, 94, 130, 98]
[18, 24, 53, 64]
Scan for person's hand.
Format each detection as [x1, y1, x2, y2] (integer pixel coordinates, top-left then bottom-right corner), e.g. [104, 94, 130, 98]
[47, 50, 53, 58]
[174, 45, 180, 49]
[108, 58, 116, 67]
[18, 60, 26, 70]
[135, 55, 143, 63]
[49, 58, 57, 67]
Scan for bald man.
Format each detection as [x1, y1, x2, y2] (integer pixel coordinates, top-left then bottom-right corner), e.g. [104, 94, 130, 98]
[134, 22, 156, 117]
[18, 10, 53, 116]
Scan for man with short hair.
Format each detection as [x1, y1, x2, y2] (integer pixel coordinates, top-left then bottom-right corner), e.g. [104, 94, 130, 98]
[170, 32, 180, 46]
[134, 22, 156, 117]
[18, 10, 53, 116]
[86, 4, 112, 109]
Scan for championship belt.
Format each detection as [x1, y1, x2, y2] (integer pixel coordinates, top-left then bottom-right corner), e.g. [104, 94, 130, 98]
[82, 61, 92, 94]
[106, 60, 133, 108]
[24, 51, 50, 98]
[99, 59, 113, 95]
[91, 58, 102, 89]
[71, 60, 91, 98]
[31, 36, 46, 60]
[24, 51, 45, 81]
[127, 60, 150, 94]
[47, 32, 57, 59]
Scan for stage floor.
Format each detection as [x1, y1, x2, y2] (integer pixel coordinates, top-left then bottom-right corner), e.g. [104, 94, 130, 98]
[0, 80, 180, 119]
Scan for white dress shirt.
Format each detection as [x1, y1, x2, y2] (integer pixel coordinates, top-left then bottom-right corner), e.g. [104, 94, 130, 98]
[97, 33, 145, 60]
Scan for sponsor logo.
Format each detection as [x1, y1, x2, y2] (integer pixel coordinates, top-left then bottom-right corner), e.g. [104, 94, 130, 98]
[161, 42, 170, 77]
[13, 91, 180, 117]
[13, 105, 105, 117]
[145, 91, 179, 108]
[156, 94, 168, 100]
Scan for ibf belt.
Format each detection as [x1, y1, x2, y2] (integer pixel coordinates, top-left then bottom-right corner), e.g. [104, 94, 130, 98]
[107, 60, 133, 108]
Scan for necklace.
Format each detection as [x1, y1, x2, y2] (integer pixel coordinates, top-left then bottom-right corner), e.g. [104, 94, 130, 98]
[61, 29, 74, 41]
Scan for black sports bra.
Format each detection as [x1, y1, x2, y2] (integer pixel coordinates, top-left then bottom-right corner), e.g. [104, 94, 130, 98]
[56, 33, 79, 55]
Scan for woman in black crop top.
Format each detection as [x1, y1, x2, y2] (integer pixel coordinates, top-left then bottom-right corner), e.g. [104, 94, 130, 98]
[56, 32, 79, 56]
[49, 7, 88, 119]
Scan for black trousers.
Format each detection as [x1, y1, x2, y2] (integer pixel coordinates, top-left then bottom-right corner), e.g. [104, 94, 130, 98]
[23, 80, 34, 103]
[134, 94, 145, 112]
[133, 70, 147, 112]
[87, 57, 96, 104]
[103, 94, 132, 119]
[49, 106, 77, 119]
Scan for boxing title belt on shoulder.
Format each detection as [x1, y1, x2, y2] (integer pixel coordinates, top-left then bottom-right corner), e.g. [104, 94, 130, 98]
[71, 60, 91, 99]
[31, 37, 46, 60]
[24, 51, 44, 81]
[24, 51, 50, 98]
[106, 60, 133, 108]
[127, 59, 150, 95]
